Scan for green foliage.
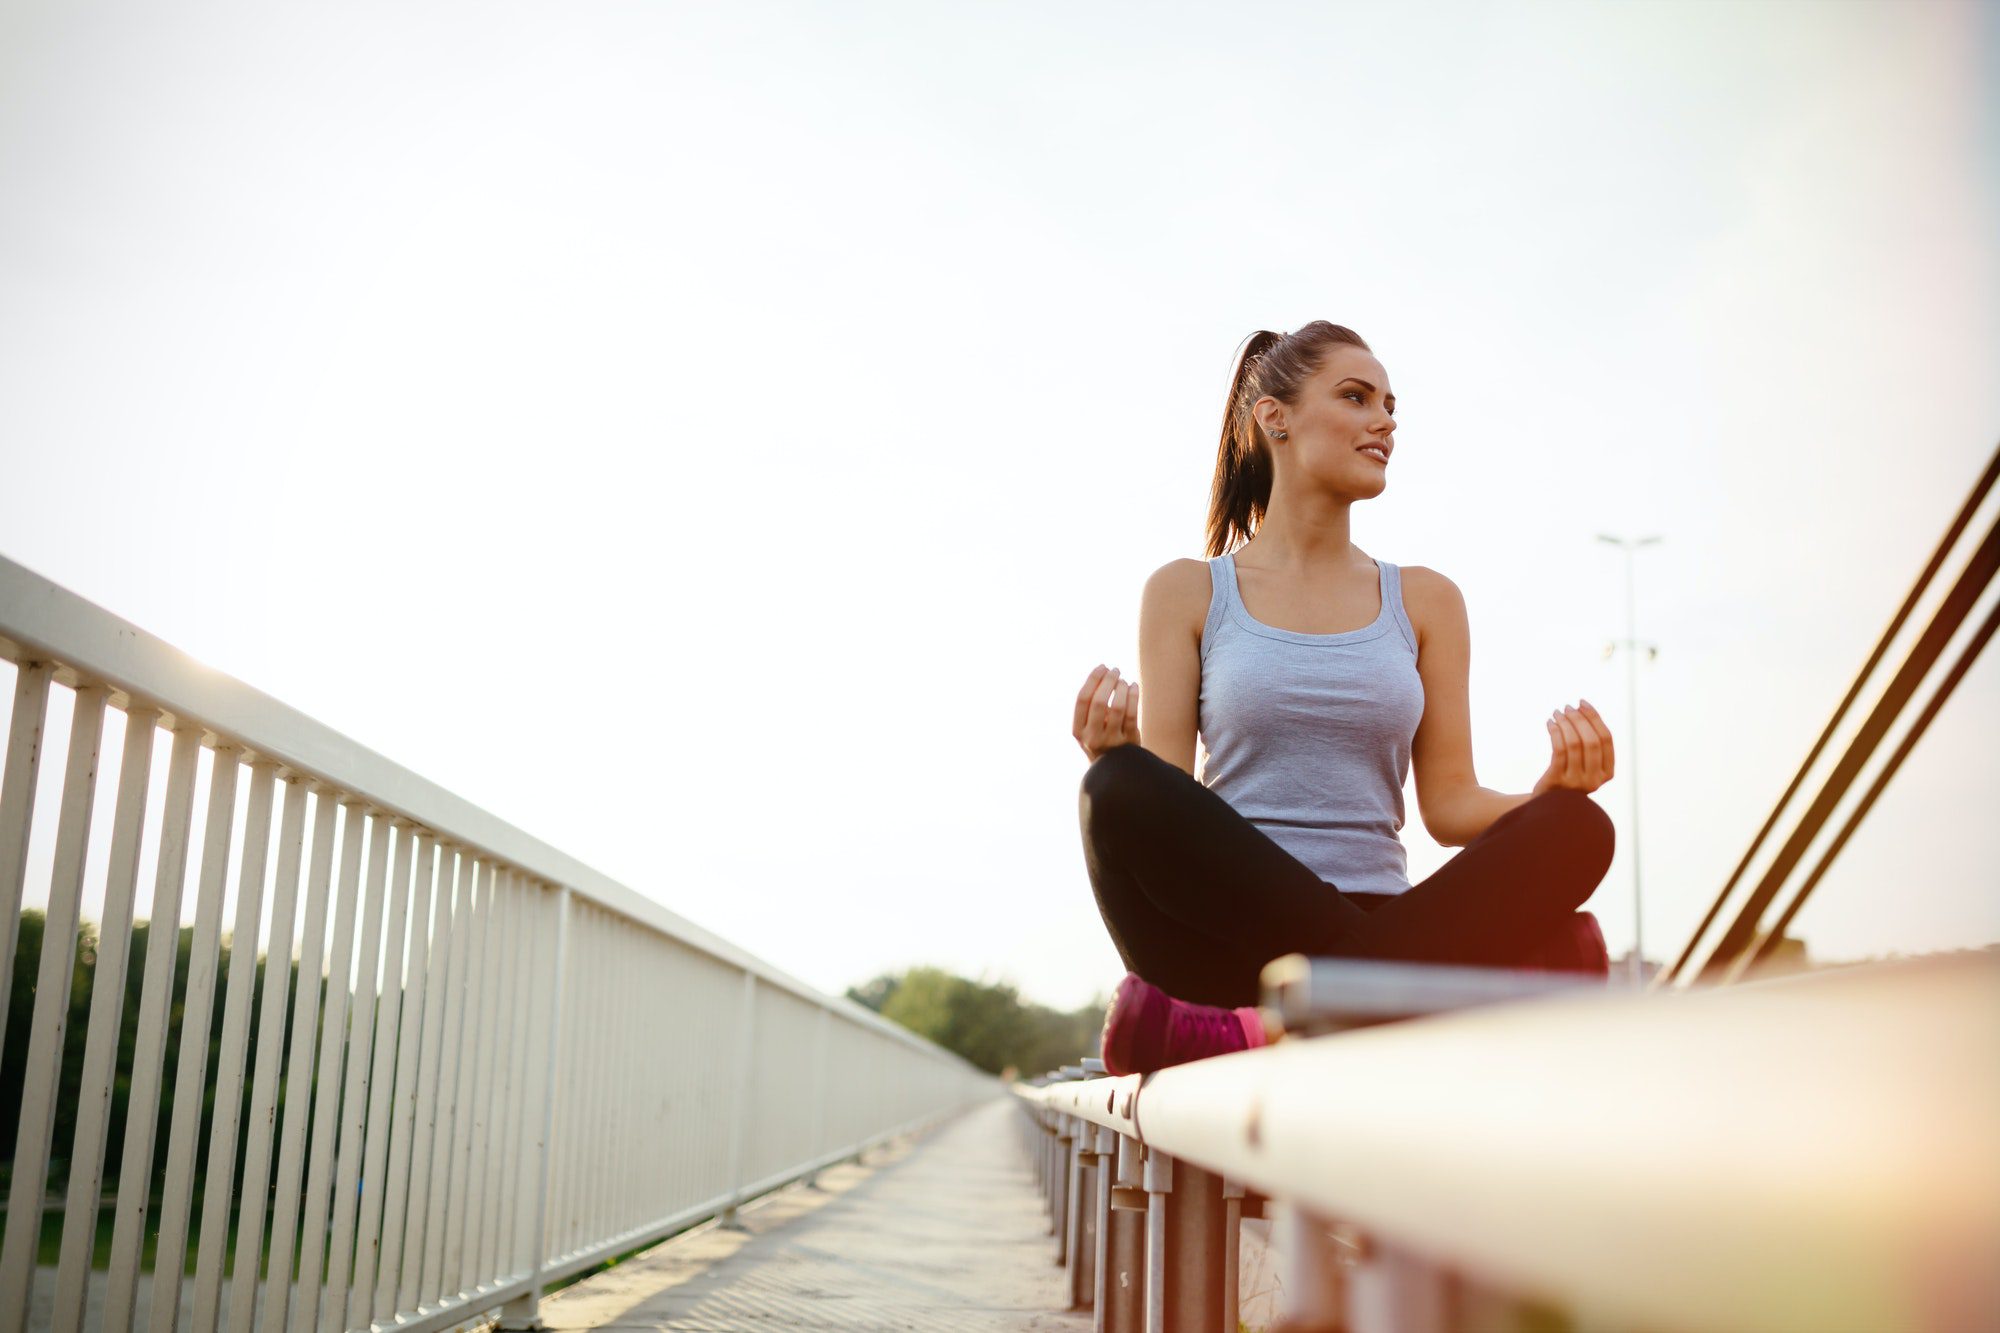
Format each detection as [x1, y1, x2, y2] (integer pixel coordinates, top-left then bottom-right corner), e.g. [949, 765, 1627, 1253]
[2, 908, 333, 1198]
[846, 965, 1105, 1077]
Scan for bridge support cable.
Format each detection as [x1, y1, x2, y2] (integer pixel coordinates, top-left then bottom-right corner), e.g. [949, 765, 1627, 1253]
[1728, 591, 2000, 981]
[1662, 443, 2000, 987]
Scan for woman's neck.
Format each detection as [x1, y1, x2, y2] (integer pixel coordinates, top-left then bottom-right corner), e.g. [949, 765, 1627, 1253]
[1242, 488, 1364, 572]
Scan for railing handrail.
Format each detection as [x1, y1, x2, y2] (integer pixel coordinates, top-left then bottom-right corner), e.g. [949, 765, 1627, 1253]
[1017, 949, 1999, 1332]
[0, 550, 958, 1068]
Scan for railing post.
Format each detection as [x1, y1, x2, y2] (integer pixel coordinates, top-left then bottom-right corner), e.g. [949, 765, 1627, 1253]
[1142, 1146, 1172, 1333]
[1049, 1113, 1061, 1225]
[1272, 1201, 1345, 1333]
[1070, 1121, 1105, 1310]
[1054, 1115, 1076, 1264]
[804, 1006, 831, 1187]
[1167, 1158, 1224, 1332]
[1103, 1132, 1147, 1333]
[497, 882, 569, 1331]
[0, 660, 52, 1069]
[1348, 1234, 1450, 1333]
[720, 968, 758, 1228]
[1222, 1177, 1245, 1333]
[1043, 1113, 1061, 1234]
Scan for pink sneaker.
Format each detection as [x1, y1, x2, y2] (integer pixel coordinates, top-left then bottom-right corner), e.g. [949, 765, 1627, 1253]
[1100, 972, 1265, 1075]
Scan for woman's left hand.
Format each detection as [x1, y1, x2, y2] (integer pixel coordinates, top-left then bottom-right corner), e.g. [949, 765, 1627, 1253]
[1531, 699, 1615, 796]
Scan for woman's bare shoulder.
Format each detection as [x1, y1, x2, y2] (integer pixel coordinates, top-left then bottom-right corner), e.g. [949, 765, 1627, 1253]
[1141, 557, 1214, 635]
[1397, 565, 1466, 642]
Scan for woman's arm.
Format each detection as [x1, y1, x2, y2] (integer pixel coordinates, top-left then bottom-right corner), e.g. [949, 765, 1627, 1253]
[1405, 567, 1529, 846]
[1406, 567, 1617, 846]
[1134, 558, 1210, 776]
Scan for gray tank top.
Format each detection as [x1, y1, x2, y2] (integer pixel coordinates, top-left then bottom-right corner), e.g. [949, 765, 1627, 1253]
[1198, 553, 1426, 895]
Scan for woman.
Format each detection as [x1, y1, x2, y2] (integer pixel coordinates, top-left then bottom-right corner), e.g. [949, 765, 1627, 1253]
[1075, 321, 1618, 1076]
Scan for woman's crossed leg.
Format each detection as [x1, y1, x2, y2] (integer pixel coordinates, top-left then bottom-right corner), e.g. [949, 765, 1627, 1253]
[1080, 743, 1615, 1009]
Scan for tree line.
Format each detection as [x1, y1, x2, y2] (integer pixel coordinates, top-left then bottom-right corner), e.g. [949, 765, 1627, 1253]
[845, 966, 1105, 1078]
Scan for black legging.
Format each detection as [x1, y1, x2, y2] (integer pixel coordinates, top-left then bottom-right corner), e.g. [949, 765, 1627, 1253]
[1079, 743, 1617, 1008]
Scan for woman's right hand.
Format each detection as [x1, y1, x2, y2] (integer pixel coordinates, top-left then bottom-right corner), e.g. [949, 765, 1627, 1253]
[1073, 664, 1141, 762]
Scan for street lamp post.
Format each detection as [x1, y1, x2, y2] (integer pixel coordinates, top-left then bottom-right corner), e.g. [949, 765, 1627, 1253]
[1596, 533, 1662, 988]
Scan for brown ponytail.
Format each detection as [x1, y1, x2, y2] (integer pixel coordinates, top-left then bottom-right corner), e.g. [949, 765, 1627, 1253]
[1204, 321, 1373, 558]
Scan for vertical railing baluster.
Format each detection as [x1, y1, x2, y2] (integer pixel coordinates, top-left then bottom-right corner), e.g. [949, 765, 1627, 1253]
[225, 772, 308, 1333]
[496, 882, 567, 1331]
[555, 901, 586, 1257]
[103, 723, 202, 1333]
[348, 819, 415, 1326]
[376, 830, 438, 1317]
[461, 862, 506, 1291]
[623, 926, 647, 1223]
[190, 759, 278, 1333]
[404, 842, 457, 1311]
[539, 915, 568, 1268]
[808, 1006, 831, 1172]
[0, 660, 53, 1066]
[296, 797, 371, 1330]
[482, 871, 525, 1282]
[258, 784, 341, 1333]
[51, 706, 159, 1333]
[146, 743, 243, 1333]
[440, 859, 490, 1294]
[624, 926, 647, 1219]
[552, 904, 589, 1257]
[517, 883, 557, 1270]
[0, 685, 107, 1328]
[585, 911, 615, 1236]
[589, 909, 616, 1239]
[566, 907, 598, 1248]
[419, 850, 470, 1307]
[323, 808, 392, 1329]
[604, 919, 631, 1234]
[499, 876, 536, 1275]
[720, 968, 758, 1225]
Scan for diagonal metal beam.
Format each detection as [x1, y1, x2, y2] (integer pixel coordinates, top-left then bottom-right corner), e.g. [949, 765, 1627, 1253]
[1663, 444, 1999, 986]
[1731, 593, 2000, 980]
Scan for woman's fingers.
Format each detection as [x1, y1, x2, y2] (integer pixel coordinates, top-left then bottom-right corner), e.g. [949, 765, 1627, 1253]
[1073, 665, 1116, 755]
[1079, 666, 1123, 755]
[1560, 705, 1601, 780]
[1577, 698, 1615, 778]
[1552, 712, 1584, 784]
[1104, 676, 1128, 741]
[1544, 704, 1576, 780]
[1073, 664, 1109, 742]
[1121, 678, 1142, 742]
[1540, 700, 1617, 792]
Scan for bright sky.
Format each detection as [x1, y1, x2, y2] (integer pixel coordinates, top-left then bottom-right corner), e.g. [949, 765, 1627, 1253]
[2, 0, 1995, 1010]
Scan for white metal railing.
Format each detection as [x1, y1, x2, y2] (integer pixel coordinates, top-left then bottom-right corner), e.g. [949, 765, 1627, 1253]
[0, 552, 995, 1333]
[1015, 951, 2000, 1333]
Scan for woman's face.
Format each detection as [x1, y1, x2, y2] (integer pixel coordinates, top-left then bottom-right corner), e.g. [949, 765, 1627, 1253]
[1260, 344, 1397, 498]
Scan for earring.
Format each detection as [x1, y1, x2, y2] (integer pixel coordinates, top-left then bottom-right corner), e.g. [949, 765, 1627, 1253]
[1272, 429, 1288, 440]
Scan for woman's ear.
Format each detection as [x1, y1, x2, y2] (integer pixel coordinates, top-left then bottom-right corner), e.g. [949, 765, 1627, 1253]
[1252, 397, 1287, 443]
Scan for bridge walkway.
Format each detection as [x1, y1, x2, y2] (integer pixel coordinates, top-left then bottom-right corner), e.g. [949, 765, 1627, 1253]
[540, 1098, 1087, 1331]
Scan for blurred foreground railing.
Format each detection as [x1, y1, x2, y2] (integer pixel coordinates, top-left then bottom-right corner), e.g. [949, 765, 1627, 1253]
[0, 553, 994, 1333]
[1016, 950, 1999, 1333]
